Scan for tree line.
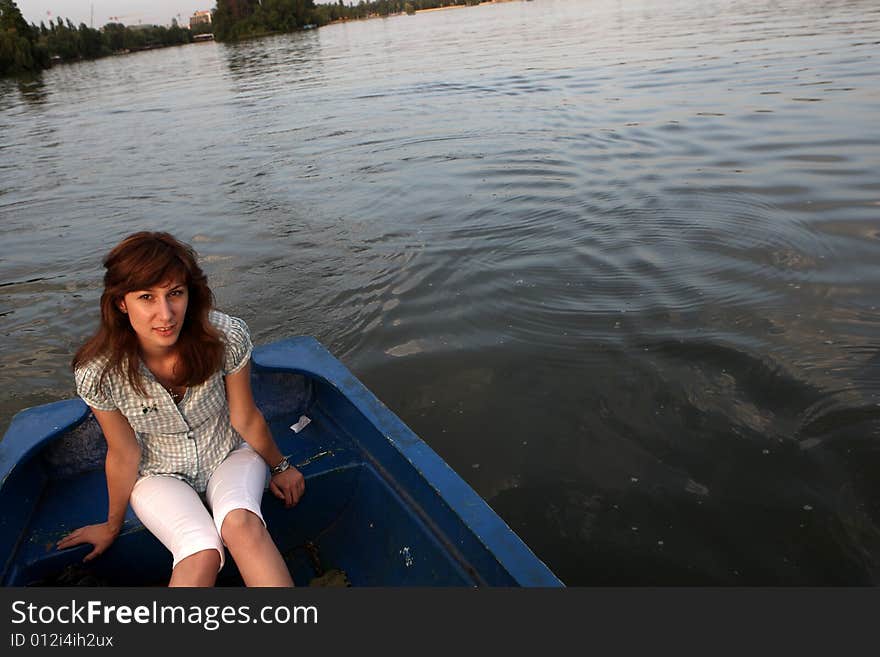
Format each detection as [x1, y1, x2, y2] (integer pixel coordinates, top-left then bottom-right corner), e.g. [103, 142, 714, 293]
[2, 0, 195, 77]
[3, 0, 499, 76]
[213, 0, 486, 41]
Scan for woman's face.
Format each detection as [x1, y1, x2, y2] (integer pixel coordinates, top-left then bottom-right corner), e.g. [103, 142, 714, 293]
[119, 279, 189, 354]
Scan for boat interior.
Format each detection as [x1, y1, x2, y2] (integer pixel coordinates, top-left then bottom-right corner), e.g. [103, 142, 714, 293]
[1, 358, 521, 586]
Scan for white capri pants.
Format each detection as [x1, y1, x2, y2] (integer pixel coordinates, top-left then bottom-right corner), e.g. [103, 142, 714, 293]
[129, 443, 269, 570]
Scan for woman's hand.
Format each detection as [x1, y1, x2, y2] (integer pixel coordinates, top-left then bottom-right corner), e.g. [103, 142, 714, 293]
[270, 466, 305, 508]
[56, 522, 121, 562]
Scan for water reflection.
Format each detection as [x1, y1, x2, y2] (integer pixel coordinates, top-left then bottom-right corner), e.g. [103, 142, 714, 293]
[220, 30, 323, 85]
[15, 76, 49, 105]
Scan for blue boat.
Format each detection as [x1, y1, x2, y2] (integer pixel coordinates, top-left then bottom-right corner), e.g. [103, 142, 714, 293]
[0, 337, 563, 587]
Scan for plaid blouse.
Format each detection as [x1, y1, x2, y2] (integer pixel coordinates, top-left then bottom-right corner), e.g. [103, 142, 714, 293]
[74, 310, 254, 492]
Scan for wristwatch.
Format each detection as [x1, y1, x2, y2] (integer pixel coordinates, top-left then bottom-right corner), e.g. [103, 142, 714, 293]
[270, 456, 291, 476]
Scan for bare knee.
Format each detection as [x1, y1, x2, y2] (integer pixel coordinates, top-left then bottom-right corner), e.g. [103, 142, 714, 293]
[170, 549, 221, 587]
[220, 509, 267, 549]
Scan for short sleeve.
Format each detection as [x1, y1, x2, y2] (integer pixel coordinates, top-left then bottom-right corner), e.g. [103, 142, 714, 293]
[222, 315, 254, 375]
[74, 361, 117, 411]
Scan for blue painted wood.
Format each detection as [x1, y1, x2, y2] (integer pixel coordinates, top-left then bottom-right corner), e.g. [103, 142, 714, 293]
[0, 337, 563, 587]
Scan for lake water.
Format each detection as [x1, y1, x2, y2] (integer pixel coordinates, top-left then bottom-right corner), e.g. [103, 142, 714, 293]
[1, 0, 879, 584]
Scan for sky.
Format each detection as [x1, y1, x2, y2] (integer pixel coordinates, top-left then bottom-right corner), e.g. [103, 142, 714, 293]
[15, 1, 219, 28]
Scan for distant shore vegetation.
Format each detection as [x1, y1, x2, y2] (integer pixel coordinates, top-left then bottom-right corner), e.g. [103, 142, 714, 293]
[2, 0, 195, 77]
[213, 0, 488, 41]
[2, 0, 500, 77]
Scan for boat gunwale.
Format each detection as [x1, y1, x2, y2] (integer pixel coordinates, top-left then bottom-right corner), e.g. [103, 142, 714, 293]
[0, 336, 563, 587]
[253, 336, 563, 587]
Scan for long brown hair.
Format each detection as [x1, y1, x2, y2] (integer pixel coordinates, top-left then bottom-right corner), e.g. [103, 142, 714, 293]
[72, 232, 225, 394]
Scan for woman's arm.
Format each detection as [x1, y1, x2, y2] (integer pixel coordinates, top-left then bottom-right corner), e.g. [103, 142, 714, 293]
[56, 408, 141, 561]
[226, 361, 305, 508]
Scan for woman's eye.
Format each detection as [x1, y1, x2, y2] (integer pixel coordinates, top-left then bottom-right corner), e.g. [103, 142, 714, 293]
[139, 294, 152, 300]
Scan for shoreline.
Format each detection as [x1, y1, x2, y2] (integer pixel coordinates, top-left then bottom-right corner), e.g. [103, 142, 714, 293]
[327, 0, 520, 28]
[416, 0, 520, 14]
[7, 0, 522, 74]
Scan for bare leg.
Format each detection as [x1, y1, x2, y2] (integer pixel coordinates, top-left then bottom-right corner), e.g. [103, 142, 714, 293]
[221, 509, 294, 587]
[168, 549, 222, 587]
[130, 476, 225, 588]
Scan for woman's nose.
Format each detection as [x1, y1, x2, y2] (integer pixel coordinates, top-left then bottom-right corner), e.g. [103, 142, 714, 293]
[157, 298, 174, 320]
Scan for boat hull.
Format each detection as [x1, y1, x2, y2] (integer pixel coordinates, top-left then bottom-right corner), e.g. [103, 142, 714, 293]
[0, 337, 562, 587]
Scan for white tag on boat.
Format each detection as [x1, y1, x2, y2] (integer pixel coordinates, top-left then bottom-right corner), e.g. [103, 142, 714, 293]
[290, 415, 311, 433]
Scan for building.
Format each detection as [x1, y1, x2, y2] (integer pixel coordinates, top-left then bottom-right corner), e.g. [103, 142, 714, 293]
[189, 10, 212, 29]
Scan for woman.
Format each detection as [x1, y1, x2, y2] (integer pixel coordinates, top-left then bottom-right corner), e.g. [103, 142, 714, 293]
[57, 232, 304, 587]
